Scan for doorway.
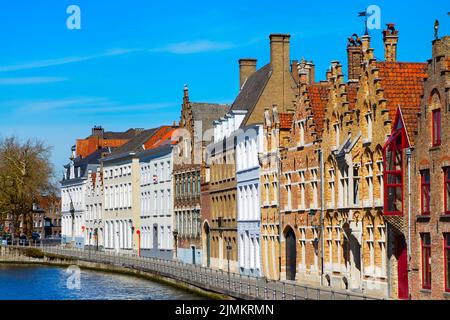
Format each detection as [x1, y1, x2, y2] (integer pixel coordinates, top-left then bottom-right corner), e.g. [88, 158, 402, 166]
[396, 234, 409, 299]
[204, 223, 211, 267]
[191, 245, 196, 265]
[285, 228, 296, 281]
[153, 224, 158, 250]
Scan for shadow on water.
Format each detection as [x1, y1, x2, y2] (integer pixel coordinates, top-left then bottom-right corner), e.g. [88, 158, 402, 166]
[0, 264, 203, 300]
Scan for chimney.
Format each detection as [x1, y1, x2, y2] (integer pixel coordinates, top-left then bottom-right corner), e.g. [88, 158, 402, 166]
[383, 23, 398, 62]
[306, 61, 315, 84]
[347, 34, 363, 81]
[270, 34, 291, 75]
[291, 60, 299, 83]
[91, 126, 104, 138]
[70, 145, 76, 160]
[239, 58, 257, 89]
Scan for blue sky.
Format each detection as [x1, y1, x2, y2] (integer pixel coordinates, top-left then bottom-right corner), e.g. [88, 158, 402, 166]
[0, 0, 448, 175]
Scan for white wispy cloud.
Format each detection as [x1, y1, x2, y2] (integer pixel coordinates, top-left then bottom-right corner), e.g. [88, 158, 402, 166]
[151, 40, 235, 54]
[3, 97, 175, 114]
[0, 39, 235, 74]
[0, 48, 140, 73]
[0, 77, 67, 85]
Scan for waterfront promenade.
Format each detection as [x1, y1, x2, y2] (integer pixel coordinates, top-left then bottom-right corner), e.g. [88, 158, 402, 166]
[38, 246, 381, 300]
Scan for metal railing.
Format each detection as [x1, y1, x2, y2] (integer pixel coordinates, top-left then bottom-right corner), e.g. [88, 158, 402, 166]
[37, 246, 380, 300]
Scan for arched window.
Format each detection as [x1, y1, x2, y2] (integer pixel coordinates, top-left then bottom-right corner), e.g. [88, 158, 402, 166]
[430, 90, 442, 146]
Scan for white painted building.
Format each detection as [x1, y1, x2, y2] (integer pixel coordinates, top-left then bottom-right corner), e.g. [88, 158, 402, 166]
[85, 166, 104, 249]
[102, 153, 138, 254]
[212, 109, 264, 276]
[236, 124, 264, 277]
[61, 146, 106, 248]
[139, 145, 174, 259]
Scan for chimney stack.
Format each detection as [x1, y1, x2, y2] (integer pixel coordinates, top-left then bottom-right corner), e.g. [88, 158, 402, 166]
[383, 23, 398, 62]
[291, 60, 299, 83]
[297, 58, 315, 84]
[70, 145, 76, 160]
[347, 34, 363, 81]
[91, 125, 104, 138]
[238, 58, 257, 89]
[270, 34, 291, 75]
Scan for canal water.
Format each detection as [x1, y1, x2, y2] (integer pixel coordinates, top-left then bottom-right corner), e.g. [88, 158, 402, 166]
[0, 264, 202, 300]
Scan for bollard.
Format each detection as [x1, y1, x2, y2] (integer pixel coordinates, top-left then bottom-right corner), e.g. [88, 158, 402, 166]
[239, 274, 242, 294]
[293, 284, 296, 300]
[282, 282, 286, 300]
[256, 280, 259, 298]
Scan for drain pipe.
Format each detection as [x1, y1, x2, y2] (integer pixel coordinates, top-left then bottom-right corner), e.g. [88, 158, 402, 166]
[319, 149, 325, 287]
[406, 148, 411, 259]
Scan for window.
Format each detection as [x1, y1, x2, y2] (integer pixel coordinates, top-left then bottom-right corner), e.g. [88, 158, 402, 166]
[444, 168, 450, 215]
[285, 174, 292, 210]
[421, 170, 430, 215]
[353, 166, 360, 205]
[299, 171, 306, 209]
[421, 233, 431, 289]
[334, 123, 340, 149]
[384, 133, 403, 215]
[365, 113, 372, 141]
[365, 162, 373, 206]
[338, 165, 349, 207]
[432, 109, 441, 146]
[299, 121, 305, 146]
[328, 168, 335, 207]
[445, 234, 450, 292]
[311, 169, 318, 209]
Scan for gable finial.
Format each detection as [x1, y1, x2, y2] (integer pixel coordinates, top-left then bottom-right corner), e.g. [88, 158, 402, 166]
[434, 19, 439, 40]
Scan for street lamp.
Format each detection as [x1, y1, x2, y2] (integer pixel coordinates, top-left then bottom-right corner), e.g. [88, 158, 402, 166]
[130, 220, 134, 252]
[115, 230, 120, 254]
[68, 193, 75, 247]
[88, 229, 92, 259]
[173, 230, 178, 259]
[94, 228, 98, 251]
[136, 229, 141, 257]
[226, 239, 232, 288]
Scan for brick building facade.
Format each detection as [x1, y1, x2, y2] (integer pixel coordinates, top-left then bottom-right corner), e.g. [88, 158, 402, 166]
[173, 86, 229, 264]
[280, 60, 326, 285]
[408, 36, 450, 300]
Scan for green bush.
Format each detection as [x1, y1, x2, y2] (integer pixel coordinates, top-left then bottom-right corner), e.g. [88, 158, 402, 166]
[23, 248, 45, 259]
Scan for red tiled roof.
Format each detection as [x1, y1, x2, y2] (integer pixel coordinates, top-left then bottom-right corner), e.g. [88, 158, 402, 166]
[279, 112, 293, 129]
[376, 61, 428, 144]
[307, 83, 329, 136]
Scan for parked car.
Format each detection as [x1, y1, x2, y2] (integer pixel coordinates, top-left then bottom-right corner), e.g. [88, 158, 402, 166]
[32, 232, 41, 241]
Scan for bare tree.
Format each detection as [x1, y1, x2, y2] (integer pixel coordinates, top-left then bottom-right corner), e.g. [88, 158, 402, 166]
[0, 136, 56, 238]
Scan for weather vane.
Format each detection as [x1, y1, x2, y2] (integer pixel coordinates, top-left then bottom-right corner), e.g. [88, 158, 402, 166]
[358, 9, 369, 35]
[434, 19, 439, 40]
